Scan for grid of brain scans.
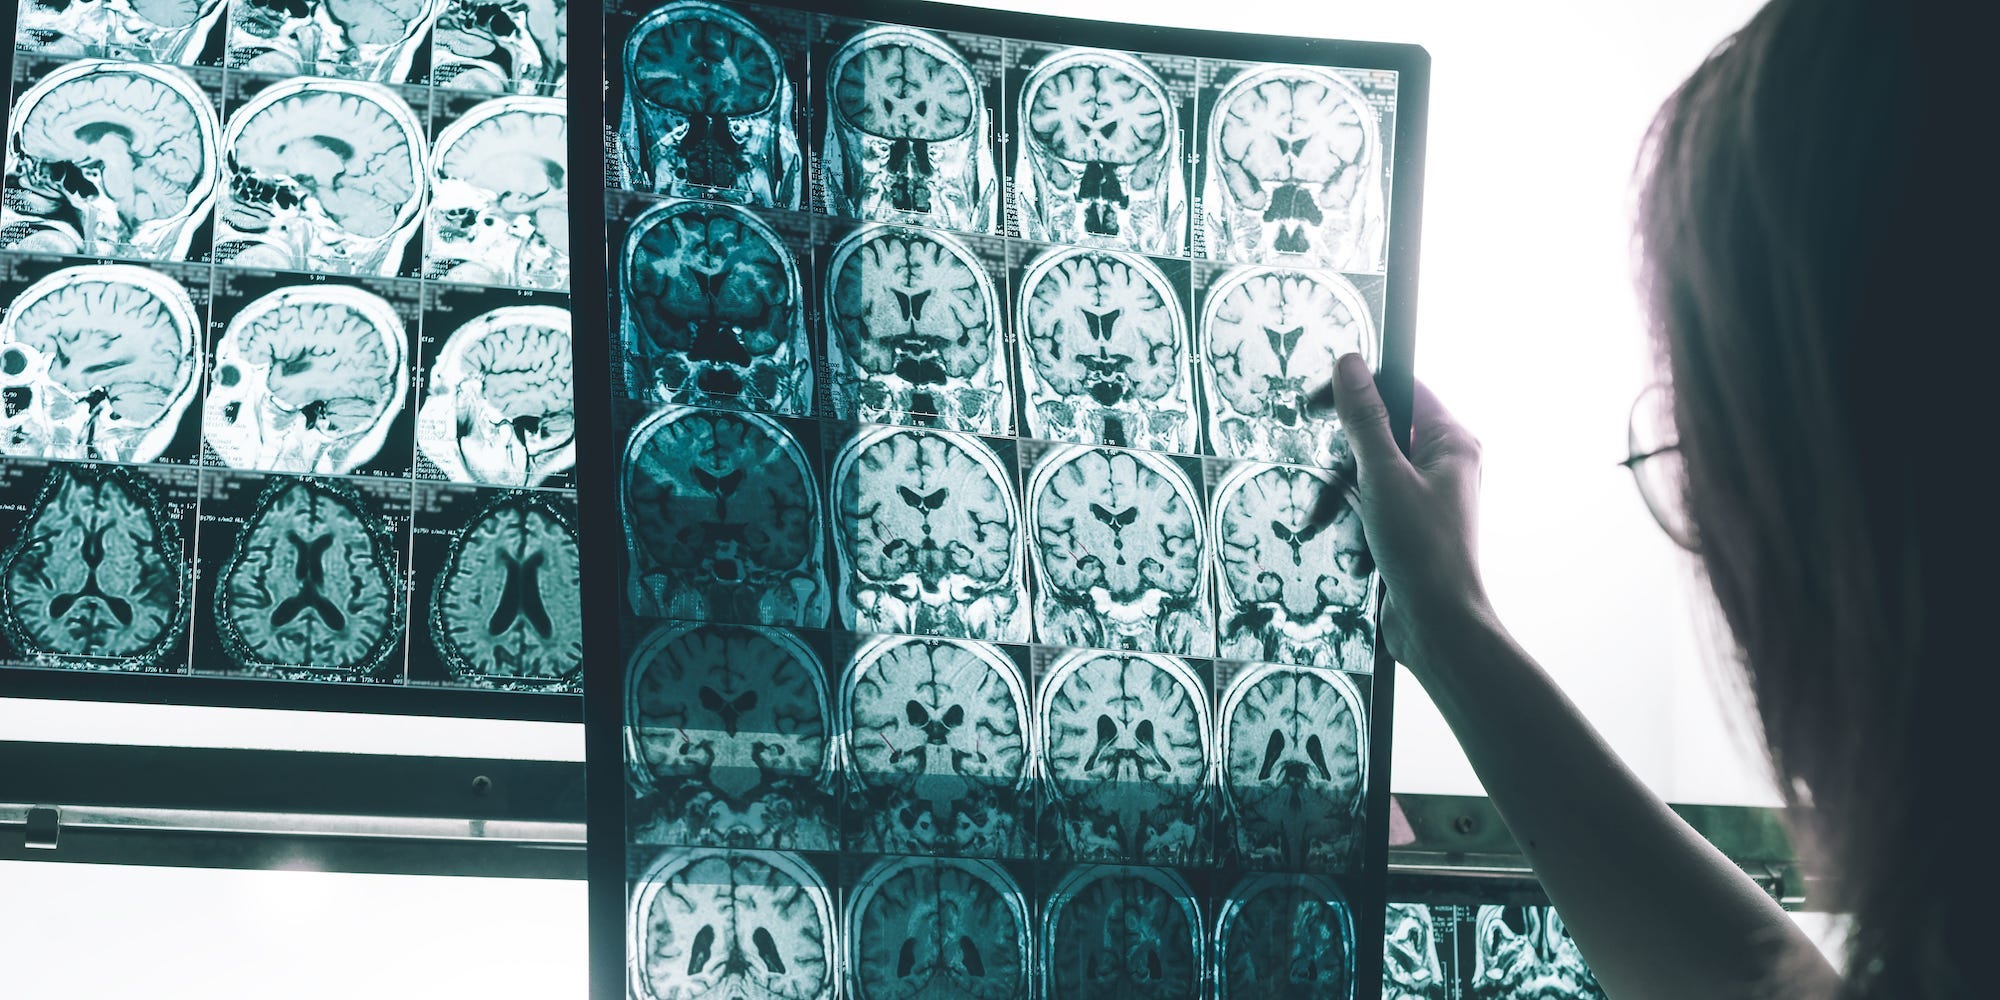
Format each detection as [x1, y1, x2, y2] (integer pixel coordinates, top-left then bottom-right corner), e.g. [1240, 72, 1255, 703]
[1384, 904, 1609, 1000]
[0, 2, 578, 696]
[605, 2, 1407, 997]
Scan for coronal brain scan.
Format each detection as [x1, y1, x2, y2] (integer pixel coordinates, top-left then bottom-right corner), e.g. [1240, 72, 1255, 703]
[1384, 903, 1445, 1000]
[1472, 907, 1605, 1000]
[416, 305, 574, 487]
[428, 493, 581, 687]
[1018, 246, 1193, 451]
[215, 477, 401, 675]
[434, 0, 569, 93]
[1017, 48, 1184, 255]
[1212, 463, 1373, 669]
[1204, 66, 1385, 272]
[1028, 446, 1210, 656]
[1202, 266, 1377, 467]
[429, 97, 570, 290]
[630, 848, 835, 1000]
[227, 0, 448, 81]
[622, 0, 801, 207]
[620, 407, 827, 628]
[15, 0, 228, 63]
[831, 427, 1024, 643]
[1219, 664, 1366, 870]
[620, 199, 809, 415]
[824, 25, 995, 232]
[1, 60, 221, 260]
[846, 857, 1029, 1000]
[0, 265, 199, 464]
[204, 285, 407, 476]
[626, 624, 834, 849]
[1217, 874, 1356, 999]
[1043, 866, 1203, 999]
[827, 224, 1007, 434]
[840, 635, 1032, 857]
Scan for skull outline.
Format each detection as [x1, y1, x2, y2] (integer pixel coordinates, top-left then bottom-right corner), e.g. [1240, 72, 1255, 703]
[1040, 865, 1205, 999]
[1199, 264, 1379, 467]
[415, 304, 575, 488]
[626, 846, 838, 1000]
[843, 855, 1032, 1000]
[823, 24, 997, 233]
[1216, 662, 1369, 871]
[427, 491, 583, 689]
[427, 96, 571, 291]
[1215, 872, 1357, 1000]
[1015, 47, 1187, 255]
[1208, 462, 1375, 670]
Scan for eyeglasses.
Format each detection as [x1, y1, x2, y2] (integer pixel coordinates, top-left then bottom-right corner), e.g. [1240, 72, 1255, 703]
[1620, 382, 1696, 550]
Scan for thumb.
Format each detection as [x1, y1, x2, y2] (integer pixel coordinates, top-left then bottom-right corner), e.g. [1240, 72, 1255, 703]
[1330, 353, 1404, 475]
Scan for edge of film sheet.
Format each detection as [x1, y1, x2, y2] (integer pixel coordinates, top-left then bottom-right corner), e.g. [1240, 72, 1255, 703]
[0, 0, 579, 721]
[569, 1, 1431, 997]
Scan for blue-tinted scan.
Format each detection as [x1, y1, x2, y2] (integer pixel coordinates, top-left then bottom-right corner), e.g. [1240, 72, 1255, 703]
[433, 0, 570, 94]
[1017, 245, 1195, 452]
[429, 492, 582, 688]
[1219, 664, 1366, 871]
[1211, 462, 1373, 669]
[1043, 866, 1204, 999]
[823, 25, 997, 230]
[845, 856, 1029, 1000]
[1471, 906, 1605, 1000]
[1015, 48, 1187, 255]
[427, 96, 572, 291]
[1384, 903, 1445, 1000]
[14, 0, 228, 63]
[226, 0, 447, 81]
[415, 305, 576, 487]
[1200, 265, 1376, 467]
[1217, 873, 1355, 999]
[628, 847, 836, 1000]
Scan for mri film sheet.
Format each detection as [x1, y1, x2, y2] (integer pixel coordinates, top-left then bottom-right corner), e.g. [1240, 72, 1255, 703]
[1383, 904, 1608, 1000]
[427, 90, 572, 291]
[431, 0, 570, 94]
[415, 283, 576, 489]
[408, 484, 582, 690]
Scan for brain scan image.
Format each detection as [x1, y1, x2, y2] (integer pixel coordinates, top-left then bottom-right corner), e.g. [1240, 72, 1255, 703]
[416, 305, 574, 487]
[824, 25, 996, 232]
[15, 0, 229, 63]
[621, 1, 801, 208]
[1211, 463, 1373, 670]
[1384, 903, 1446, 1000]
[0, 60, 221, 260]
[428, 492, 580, 688]
[1016, 48, 1185, 255]
[1216, 873, 1355, 1000]
[1038, 650, 1211, 865]
[831, 427, 1025, 643]
[845, 856, 1030, 1000]
[1027, 446, 1211, 656]
[826, 224, 1008, 434]
[203, 285, 408, 476]
[620, 407, 828, 628]
[620, 199, 810, 416]
[1018, 247, 1194, 452]
[1201, 266, 1377, 467]
[434, 0, 568, 94]
[0, 465, 187, 671]
[839, 635, 1032, 857]
[1218, 664, 1367, 871]
[227, 0, 449, 81]
[625, 624, 835, 850]
[216, 79, 427, 276]
[0, 265, 200, 464]
[1472, 907, 1606, 1000]
[1042, 866, 1203, 999]
[629, 848, 835, 1000]
[427, 97, 569, 290]
[214, 477, 402, 676]
[1203, 65, 1385, 271]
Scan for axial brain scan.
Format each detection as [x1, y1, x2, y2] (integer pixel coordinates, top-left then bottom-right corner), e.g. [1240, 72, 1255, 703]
[621, 199, 810, 416]
[1472, 907, 1606, 1000]
[621, 0, 801, 207]
[428, 493, 581, 687]
[1204, 66, 1385, 272]
[831, 427, 1025, 643]
[0, 265, 200, 464]
[620, 407, 827, 628]
[1219, 664, 1366, 871]
[217, 79, 427, 276]
[1028, 446, 1211, 656]
[1217, 874, 1355, 1000]
[429, 97, 570, 290]
[228, 0, 448, 81]
[840, 635, 1032, 857]
[1212, 463, 1373, 669]
[1017, 48, 1185, 255]
[1, 60, 221, 260]
[416, 305, 575, 487]
[1039, 649, 1210, 865]
[630, 848, 835, 1000]
[626, 624, 835, 850]
[1202, 266, 1377, 467]
[1018, 246, 1194, 451]
[16, 0, 228, 64]
[824, 25, 995, 232]
[215, 477, 401, 675]
[0, 465, 187, 670]
[1043, 866, 1203, 999]
[1384, 903, 1446, 1000]
[827, 224, 1008, 434]
[434, 0, 569, 94]
[846, 857, 1029, 1000]
[204, 285, 408, 476]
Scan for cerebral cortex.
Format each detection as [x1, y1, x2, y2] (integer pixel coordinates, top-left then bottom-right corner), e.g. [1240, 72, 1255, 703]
[851, 859, 1027, 1000]
[1206, 66, 1381, 268]
[1021, 248, 1190, 450]
[635, 849, 833, 1000]
[1042, 651, 1209, 864]
[1205, 267, 1372, 465]
[431, 495, 581, 685]
[418, 306, 574, 487]
[11, 63, 213, 243]
[432, 98, 570, 289]
[1215, 464, 1372, 668]
[1046, 869, 1201, 998]
[1216, 72, 1368, 216]
[1031, 448, 1207, 654]
[217, 479, 399, 674]
[1222, 667, 1364, 870]
[834, 37, 975, 141]
[1027, 61, 1168, 165]
[1219, 877, 1353, 1000]
[631, 4, 779, 115]
[227, 86, 421, 240]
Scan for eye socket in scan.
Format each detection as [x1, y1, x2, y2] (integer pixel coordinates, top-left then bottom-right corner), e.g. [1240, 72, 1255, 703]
[16, 0, 230, 64]
[1217, 663, 1367, 871]
[1015, 47, 1186, 255]
[845, 856, 1030, 1000]
[628, 847, 836, 1000]
[1018, 246, 1193, 451]
[1216, 872, 1356, 1000]
[823, 25, 996, 231]
[1042, 865, 1204, 999]
[433, 0, 569, 95]
[416, 305, 574, 488]
[227, 0, 449, 82]
[428, 492, 581, 689]
[1210, 462, 1373, 670]
[428, 96, 570, 291]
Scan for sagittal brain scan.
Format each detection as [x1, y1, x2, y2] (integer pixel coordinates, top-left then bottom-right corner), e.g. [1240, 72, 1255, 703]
[626, 624, 835, 850]
[227, 0, 448, 81]
[621, 0, 801, 207]
[1018, 246, 1194, 451]
[831, 427, 1025, 643]
[428, 97, 570, 290]
[846, 856, 1029, 1000]
[1202, 266, 1377, 467]
[1384, 903, 1446, 1000]
[1219, 664, 1366, 871]
[1043, 866, 1203, 999]
[0, 265, 199, 464]
[1212, 463, 1373, 669]
[629, 848, 836, 1000]
[15, 0, 228, 64]
[204, 285, 408, 476]
[428, 492, 581, 687]
[1, 60, 221, 260]
[434, 0, 569, 93]
[416, 305, 574, 487]
[620, 199, 810, 415]
[0, 464, 187, 670]
[1217, 873, 1356, 999]
[827, 224, 1008, 434]
[1028, 446, 1211, 655]
[1038, 649, 1211, 865]
[620, 407, 828, 628]
[840, 635, 1032, 857]
[824, 25, 996, 232]
[1472, 907, 1605, 1000]
[215, 477, 402, 676]
[1017, 48, 1185, 255]
[216, 79, 427, 276]
[1204, 65, 1385, 272]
